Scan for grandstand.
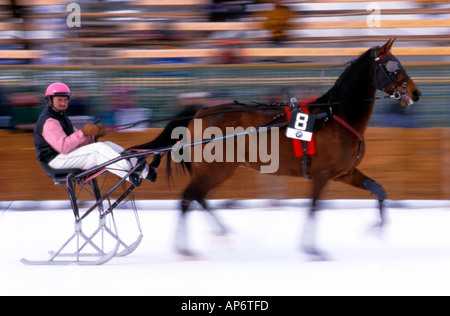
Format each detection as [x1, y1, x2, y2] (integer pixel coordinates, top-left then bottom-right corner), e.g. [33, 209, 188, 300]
[0, 0, 448, 64]
[0, 0, 448, 129]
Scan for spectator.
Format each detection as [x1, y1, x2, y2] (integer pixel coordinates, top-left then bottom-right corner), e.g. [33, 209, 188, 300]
[263, 2, 295, 46]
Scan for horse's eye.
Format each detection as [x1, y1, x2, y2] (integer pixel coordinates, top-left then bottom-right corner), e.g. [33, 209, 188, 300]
[385, 60, 399, 73]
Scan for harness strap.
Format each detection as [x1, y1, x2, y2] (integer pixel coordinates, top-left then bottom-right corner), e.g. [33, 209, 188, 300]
[332, 114, 366, 176]
[374, 51, 392, 62]
[332, 114, 364, 142]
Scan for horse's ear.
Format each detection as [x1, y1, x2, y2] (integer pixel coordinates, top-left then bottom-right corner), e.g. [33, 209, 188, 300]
[378, 38, 396, 55]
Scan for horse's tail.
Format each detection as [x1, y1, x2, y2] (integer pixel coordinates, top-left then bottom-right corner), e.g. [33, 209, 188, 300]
[127, 104, 201, 182]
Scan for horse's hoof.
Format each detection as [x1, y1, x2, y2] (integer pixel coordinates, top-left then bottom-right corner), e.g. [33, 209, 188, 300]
[211, 232, 231, 244]
[301, 246, 330, 261]
[175, 247, 204, 260]
[366, 221, 386, 238]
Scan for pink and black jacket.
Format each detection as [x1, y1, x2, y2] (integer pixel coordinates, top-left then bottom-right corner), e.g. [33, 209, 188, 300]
[34, 106, 93, 163]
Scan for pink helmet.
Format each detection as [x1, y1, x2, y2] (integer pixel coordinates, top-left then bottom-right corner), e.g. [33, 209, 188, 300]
[45, 82, 71, 99]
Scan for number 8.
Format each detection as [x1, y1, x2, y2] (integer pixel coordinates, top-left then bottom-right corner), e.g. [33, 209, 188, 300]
[294, 113, 308, 130]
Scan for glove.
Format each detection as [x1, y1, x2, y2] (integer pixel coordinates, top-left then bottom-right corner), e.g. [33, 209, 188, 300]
[81, 123, 107, 138]
[96, 123, 107, 138]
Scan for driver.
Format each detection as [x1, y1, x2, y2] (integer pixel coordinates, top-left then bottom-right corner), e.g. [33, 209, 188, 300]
[34, 82, 160, 186]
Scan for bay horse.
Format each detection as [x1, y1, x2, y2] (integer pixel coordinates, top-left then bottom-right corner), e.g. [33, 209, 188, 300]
[131, 39, 421, 258]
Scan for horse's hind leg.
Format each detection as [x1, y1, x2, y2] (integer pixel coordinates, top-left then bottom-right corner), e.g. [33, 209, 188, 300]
[197, 199, 228, 235]
[181, 176, 229, 235]
[176, 166, 237, 255]
[334, 168, 387, 227]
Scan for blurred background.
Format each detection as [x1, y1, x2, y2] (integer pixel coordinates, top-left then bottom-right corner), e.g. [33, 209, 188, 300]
[0, 0, 449, 202]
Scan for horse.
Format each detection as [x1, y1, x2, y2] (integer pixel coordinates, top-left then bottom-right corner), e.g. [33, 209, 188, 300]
[130, 39, 421, 258]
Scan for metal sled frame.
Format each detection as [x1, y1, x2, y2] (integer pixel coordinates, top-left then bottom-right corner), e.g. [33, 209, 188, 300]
[21, 151, 156, 265]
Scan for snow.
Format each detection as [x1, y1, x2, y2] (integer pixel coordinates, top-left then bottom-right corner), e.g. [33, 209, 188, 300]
[1, 200, 450, 296]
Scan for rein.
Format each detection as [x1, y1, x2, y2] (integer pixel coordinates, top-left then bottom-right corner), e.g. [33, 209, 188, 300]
[112, 96, 388, 132]
[112, 97, 371, 148]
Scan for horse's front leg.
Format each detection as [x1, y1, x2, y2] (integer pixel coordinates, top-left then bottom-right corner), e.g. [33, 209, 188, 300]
[301, 176, 329, 260]
[334, 168, 387, 228]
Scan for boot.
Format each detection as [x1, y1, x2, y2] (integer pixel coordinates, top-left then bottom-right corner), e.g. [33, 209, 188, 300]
[129, 173, 142, 187]
[129, 156, 147, 187]
[145, 154, 161, 183]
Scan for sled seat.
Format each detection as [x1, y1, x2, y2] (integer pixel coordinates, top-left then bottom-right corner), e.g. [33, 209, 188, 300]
[39, 161, 109, 186]
[39, 161, 83, 185]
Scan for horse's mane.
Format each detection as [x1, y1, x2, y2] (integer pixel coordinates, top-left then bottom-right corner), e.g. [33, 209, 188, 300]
[336, 47, 375, 89]
[316, 47, 377, 124]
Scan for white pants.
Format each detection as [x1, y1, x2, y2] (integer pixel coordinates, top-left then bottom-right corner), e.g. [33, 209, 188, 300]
[49, 141, 149, 181]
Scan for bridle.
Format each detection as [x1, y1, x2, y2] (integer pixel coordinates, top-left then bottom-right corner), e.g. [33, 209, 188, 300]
[373, 50, 413, 107]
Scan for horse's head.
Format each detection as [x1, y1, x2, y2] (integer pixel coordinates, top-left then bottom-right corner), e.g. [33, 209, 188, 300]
[373, 38, 421, 107]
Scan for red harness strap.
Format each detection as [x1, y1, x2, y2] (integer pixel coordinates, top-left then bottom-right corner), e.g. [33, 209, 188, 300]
[332, 114, 366, 175]
[332, 114, 364, 142]
[285, 101, 316, 157]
